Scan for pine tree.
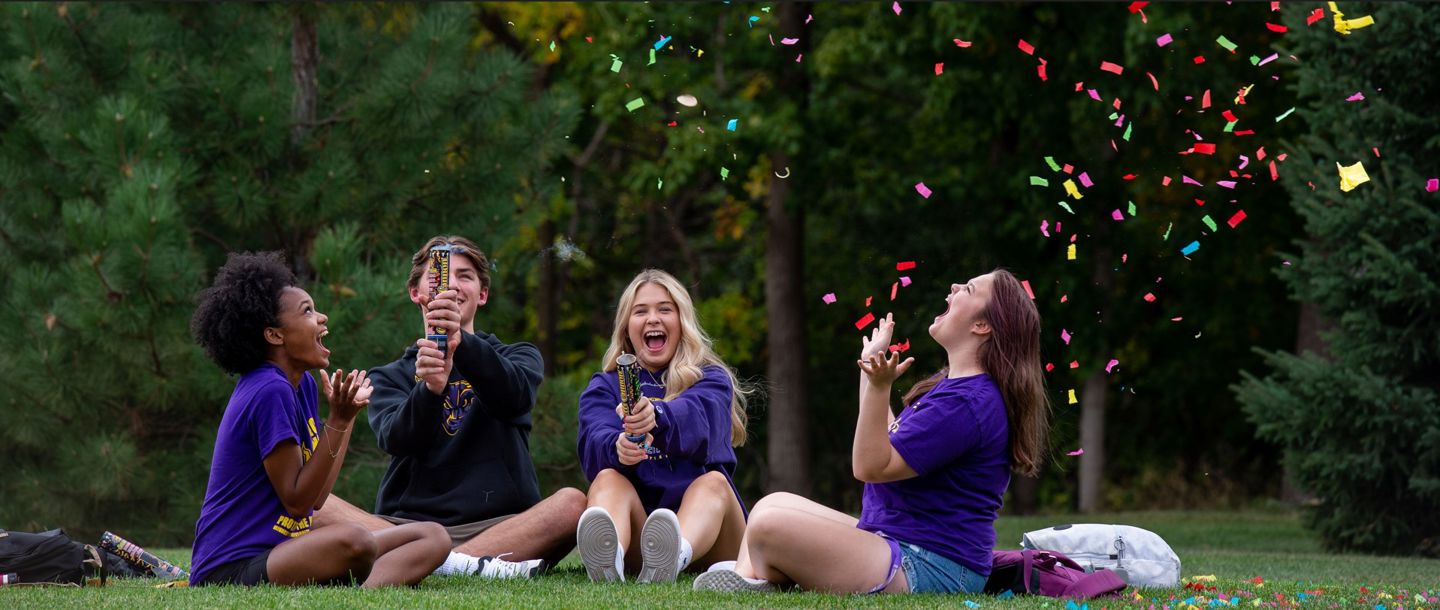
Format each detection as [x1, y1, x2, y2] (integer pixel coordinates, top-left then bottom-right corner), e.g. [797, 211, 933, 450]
[1235, 2, 1440, 555]
[0, 3, 574, 544]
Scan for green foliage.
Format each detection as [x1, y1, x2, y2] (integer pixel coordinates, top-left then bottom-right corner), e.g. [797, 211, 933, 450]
[1235, 3, 1440, 555]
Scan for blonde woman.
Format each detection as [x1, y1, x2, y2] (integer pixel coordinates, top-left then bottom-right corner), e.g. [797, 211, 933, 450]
[576, 269, 749, 583]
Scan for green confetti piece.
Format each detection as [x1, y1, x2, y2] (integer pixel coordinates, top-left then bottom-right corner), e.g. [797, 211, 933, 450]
[1108, 112, 1119, 120]
[1224, 120, 1237, 133]
[1044, 156, 1061, 172]
[657, 178, 663, 190]
[1057, 201, 1075, 215]
[648, 48, 657, 66]
[1275, 107, 1296, 122]
[609, 55, 623, 73]
[1202, 215, 1218, 232]
[1127, 200, 1137, 217]
[1122, 122, 1133, 141]
[1030, 176, 1050, 187]
[549, 40, 556, 53]
[625, 97, 645, 112]
[1217, 35, 1237, 52]
[720, 167, 729, 180]
[1163, 222, 1173, 241]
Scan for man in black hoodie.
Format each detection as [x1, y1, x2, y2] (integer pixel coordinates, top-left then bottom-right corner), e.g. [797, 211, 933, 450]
[314, 235, 585, 578]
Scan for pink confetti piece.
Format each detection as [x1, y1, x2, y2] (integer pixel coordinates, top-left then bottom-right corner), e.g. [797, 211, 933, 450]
[1105, 359, 1120, 373]
[915, 182, 932, 199]
[1061, 329, 1072, 344]
[1079, 172, 1093, 188]
[1238, 155, 1250, 170]
[1067, 448, 1085, 457]
[1156, 33, 1173, 46]
[866, 296, 873, 307]
[1069, 361, 1079, 369]
[934, 63, 944, 75]
[890, 282, 898, 301]
[1100, 61, 1124, 75]
[1017, 39, 1035, 55]
[1182, 175, 1203, 186]
[900, 276, 912, 287]
[1258, 53, 1279, 66]
[954, 39, 973, 48]
[1111, 209, 1125, 221]
[781, 37, 800, 45]
[795, 54, 803, 63]
[1040, 220, 1051, 237]
[1428, 178, 1439, 192]
[1144, 292, 1157, 302]
[1146, 71, 1160, 91]
[1346, 91, 1365, 102]
[892, 1, 901, 15]
[855, 312, 876, 330]
[822, 292, 837, 305]
[1217, 180, 1237, 189]
[1087, 88, 1102, 102]
[1021, 280, 1035, 300]
[896, 261, 916, 271]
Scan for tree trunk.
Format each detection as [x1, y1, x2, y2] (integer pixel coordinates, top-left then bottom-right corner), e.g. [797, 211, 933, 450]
[763, 1, 812, 496]
[1077, 367, 1108, 512]
[1010, 474, 1040, 515]
[289, 6, 318, 149]
[536, 219, 557, 377]
[1282, 300, 1332, 503]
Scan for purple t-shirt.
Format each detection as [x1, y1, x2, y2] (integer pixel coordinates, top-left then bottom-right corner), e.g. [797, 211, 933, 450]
[856, 373, 1010, 576]
[190, 364, 320, 584]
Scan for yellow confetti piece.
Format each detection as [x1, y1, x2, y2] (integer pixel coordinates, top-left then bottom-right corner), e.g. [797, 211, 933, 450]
[1063, 179, 1084, 200]
[1329, 2, 1375, 35]
[1338, 161, 1370, 192]
[1067, 389, 1078, 404]
[1067, 243, 1077, 260]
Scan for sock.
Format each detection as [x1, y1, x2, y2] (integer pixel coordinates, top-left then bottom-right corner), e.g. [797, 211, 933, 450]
[678, 537, 694, 571]
[616, 543, 626, 574]
[433, 551, 480, 576]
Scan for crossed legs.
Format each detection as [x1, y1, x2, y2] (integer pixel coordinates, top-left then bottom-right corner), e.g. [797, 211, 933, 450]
[732, 492, 907, 594]
[265, 521, 449, 588]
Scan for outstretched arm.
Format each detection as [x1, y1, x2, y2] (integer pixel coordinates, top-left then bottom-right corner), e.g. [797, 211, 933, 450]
[264, 370, 372, 515]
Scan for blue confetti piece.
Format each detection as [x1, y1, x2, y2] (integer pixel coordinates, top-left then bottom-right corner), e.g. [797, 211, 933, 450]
[965, 602, 980, 609]
[726, 118, 738, 131]
[1066, 600, 1080, 610]
[1181, 241, 1200, 256]
[998, 591, 1015, 600]
[654, 35, 672, 50]
[748, 15, 759, 27]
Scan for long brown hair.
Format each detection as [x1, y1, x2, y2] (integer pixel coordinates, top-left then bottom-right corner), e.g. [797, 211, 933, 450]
[900, 269, 1051, 477]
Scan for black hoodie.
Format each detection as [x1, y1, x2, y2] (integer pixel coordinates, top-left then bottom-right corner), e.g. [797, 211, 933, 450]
[368, 330, 544, 525]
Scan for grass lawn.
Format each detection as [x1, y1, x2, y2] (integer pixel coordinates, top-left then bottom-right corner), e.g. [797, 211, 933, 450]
[7, 510, 1438, 609]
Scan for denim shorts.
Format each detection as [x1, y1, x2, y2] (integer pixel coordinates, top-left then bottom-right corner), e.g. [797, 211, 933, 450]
[896, 539, 987, 594]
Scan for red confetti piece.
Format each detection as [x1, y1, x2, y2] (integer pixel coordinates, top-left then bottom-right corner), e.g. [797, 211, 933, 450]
[953, 39, 973, 48]
[888, 338, 910, 353]
[1146, 71, 1159, 91]
[1194, 55, 1206, 65]
[1045, 362, 1055, 372]
[1194, 198, 1206, 206]
[889, 282, 898, 301]
[1037, 57, 1048, 81]
[1266, 23, 1288, 33]
[1144, 292, 1157, 302]
[896, 261, 916, 271]
[1306, 8, 1325, 25]
[1128, 1, 1148, 12]
[865, 296, 873, 307]
[1227, 210, 1247, 228]
[1123, 173, 1138, 180]
[1202, 90, 1211, 108]
[935, 63, 944, 75]
[1269, 160, 1278, 181]
[1017, 39, 1035, 55]
[1222, 109, 1239, 122]
[1193, 143, 1217, 155]
[855, 312, 876, 330]
[1068, 361, 1080, 369]
[1021, 280, 1035, 300]
[1100, 61, 1124, 75]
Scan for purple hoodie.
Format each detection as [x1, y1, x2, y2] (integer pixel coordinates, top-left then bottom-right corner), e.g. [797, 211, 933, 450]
[577, 364, 744, 513]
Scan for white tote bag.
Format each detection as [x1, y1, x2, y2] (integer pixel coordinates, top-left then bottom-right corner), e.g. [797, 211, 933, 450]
[1020, 523, 1181, 588]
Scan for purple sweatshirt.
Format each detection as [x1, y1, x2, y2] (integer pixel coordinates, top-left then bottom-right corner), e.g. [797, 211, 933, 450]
[577, 365, 744, 513]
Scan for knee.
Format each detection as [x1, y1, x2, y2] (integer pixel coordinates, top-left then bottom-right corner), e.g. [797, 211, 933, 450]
[743, 508, 787, 551]
[554, 487, 588, 517]
[333, 523, 379, 566]
[417, 521, 452, 557]
[751, 491, 801, 513]
[689, 471, 731, 498]
[591, 468, 633, 495]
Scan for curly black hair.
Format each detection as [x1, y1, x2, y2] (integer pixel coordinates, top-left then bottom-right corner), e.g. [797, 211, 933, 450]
[191, 251, 297, 375]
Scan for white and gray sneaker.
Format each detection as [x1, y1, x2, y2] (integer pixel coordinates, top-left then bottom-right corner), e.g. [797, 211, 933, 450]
[577, 506, 625, 582]
[692, 561, 779, 593]
[637, 508, 688, 583]
[475, 553, 545, 579]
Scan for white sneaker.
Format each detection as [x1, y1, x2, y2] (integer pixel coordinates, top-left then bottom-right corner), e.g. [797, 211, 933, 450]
[637, 509, 684, 583]
[692, 564, 778, 593]
[475, 553, 545, 579]
[577, 506, 624, 582]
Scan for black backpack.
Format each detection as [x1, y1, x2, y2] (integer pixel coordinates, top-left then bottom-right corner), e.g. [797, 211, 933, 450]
[0, 529, 105, 586]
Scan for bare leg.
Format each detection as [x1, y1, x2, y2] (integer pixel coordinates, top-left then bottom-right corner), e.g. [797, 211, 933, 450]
[581, 469, 647, 572]
[676, 471, 747, 571]
[362, 522, 450, 588]
[452, 487, 587, 563]
[312, 494, 394, 532]
[734, 492, 857, 572]
[265, 523, 377, 586]
[735, 495, 908, 594]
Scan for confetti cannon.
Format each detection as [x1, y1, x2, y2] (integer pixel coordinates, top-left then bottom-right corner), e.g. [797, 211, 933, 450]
[424, 244, 453, 353]
[99, 531, 188, 581]
[616, 352, 663, 460]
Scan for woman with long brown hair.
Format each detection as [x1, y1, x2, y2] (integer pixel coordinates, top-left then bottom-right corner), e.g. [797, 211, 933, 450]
[694, 269, 1051, 595]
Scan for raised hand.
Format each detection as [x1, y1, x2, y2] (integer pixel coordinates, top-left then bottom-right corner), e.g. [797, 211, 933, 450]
[415, 338, 453, 395]
[857, 349, 915, 388]
[320, 368, 373, 422]
[615, 432, 654, 466]
[859, 312, 898, 361]
[421, 289, 463, 355]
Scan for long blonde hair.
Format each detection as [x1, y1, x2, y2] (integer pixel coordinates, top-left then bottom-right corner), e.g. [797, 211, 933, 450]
[601, 269, 749, 446]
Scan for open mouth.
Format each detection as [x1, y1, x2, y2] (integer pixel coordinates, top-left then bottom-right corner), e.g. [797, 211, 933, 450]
[316, 328, 331, 357]
[643, 330, 667, 353]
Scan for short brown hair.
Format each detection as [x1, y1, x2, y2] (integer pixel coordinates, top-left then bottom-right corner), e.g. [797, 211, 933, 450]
[408, 235, 490, 291]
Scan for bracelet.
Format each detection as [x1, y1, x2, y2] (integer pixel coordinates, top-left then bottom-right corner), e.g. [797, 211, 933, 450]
[324, 422, 351, 434]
